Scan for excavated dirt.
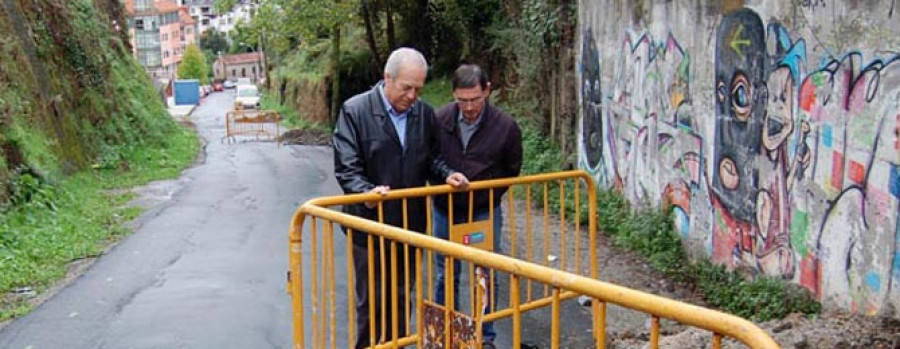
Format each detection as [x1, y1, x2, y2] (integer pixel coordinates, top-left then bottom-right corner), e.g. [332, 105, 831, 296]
[279, 128, 332, 146]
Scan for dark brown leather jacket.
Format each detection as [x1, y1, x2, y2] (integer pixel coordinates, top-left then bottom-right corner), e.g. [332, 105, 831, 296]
[333, 83, 456, 245]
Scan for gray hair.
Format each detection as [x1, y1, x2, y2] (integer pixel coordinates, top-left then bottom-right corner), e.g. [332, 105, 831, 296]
[384, 47, 428, 78]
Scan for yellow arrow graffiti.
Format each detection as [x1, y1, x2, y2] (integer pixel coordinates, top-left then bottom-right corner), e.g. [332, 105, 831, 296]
[730, 23, 751, 56]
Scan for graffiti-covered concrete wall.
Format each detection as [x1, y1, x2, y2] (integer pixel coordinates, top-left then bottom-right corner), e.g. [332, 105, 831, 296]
[578, 0, 900, 315]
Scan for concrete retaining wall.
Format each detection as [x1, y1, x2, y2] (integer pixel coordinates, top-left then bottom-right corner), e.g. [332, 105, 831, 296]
[577, 0, 900, 315]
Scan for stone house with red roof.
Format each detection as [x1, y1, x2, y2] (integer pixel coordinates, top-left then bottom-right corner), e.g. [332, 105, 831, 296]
[213, 52, 266, 83]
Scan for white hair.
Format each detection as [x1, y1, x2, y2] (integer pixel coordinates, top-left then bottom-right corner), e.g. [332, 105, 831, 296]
[384, 47, 428, 78]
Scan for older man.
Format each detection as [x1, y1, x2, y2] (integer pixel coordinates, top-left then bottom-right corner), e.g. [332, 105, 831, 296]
[332, 47, 468, 348]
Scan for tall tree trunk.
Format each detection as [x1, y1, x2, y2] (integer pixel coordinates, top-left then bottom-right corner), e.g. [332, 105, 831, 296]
[557, 0, 569, 156]
[260, 31, 270, 90]
[330, 23, 341, 124]
[361, 0, 383, 72]
[550, 65, 557, 140]
[385, 0, 396, 50]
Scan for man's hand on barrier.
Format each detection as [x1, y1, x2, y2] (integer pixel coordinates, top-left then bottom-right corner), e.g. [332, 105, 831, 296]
[446, 172, 469, 190]
[364, 185, 390, 208]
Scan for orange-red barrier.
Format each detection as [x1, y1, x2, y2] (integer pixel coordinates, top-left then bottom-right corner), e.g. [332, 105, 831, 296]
[223, 109, 281, 144]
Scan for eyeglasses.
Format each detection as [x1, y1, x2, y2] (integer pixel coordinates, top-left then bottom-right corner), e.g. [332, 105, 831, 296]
[455, 96, 485, 106]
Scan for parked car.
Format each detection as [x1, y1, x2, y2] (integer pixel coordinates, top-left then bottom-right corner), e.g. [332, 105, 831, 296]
[223, 80, 236, 89]
[234, 84, 260, 110]
[212, 82, 224, 92]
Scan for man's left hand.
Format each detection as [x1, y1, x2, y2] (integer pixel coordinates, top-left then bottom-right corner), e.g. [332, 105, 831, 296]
[446, 172, 469, 190]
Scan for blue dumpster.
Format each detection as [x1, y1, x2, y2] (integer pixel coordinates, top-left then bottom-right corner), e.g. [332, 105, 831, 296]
[174, 79, 200, 105]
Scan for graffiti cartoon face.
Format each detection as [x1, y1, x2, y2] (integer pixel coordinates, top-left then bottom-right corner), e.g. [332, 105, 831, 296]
[763, 66, 795, 156]
[712, 8, 766, 223]
[581, 28, 603, 169]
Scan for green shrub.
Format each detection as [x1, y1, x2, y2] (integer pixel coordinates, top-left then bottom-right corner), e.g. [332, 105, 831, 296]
[690, 260, 821, 321]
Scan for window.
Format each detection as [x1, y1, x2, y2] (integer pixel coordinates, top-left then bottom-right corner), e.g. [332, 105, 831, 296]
[134, 0, 151, 11]
[138, 49, 161, 67]
[136, 32, 159, 48]
[162, 33, 168, 41]
[135, 19, 144, 30]
[232, 69, 236, 77]
[242, 68, 246, 77]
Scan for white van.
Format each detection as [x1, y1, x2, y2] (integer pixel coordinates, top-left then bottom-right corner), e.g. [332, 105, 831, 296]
[234, 84, 260, 110]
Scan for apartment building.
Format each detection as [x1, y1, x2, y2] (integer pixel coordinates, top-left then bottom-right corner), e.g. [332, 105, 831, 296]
[187, 0, 256, 36]
[124, 0, 197, 78]
[187, 0, 217, 34]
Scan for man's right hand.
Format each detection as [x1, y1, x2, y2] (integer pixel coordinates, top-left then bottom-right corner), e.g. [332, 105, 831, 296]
[364, 185, 390, 208]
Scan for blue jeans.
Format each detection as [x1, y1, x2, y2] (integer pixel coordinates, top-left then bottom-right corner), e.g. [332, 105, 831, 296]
[433, 206, 502, 343]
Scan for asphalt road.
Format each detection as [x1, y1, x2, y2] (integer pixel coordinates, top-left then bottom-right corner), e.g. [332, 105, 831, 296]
[0, 90, 340, 349]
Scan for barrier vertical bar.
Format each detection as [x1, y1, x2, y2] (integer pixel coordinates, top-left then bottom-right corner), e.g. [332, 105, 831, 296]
[489, 189, 496, 313]
[416, 248, 424, 348]
[650, 315, 660, 349]
[559, 180, 566, 272]
[378, 203, 386, 342]
[311, 218, 319, 349]
[290, 218, 305, 347]
[346, 229, 356, 347]
[713, 333, 723, 349]
[367, 235, 376, 347]
[511, 274, 521, 349]
[391, 241, 399, 348]
[445, 193, 454, 349]
[596, 300, 607, 349]
[525, 185, 533, 302]
[402, 199, 410, 335]
[574, 179, 581, 274]
[475, 272, 484, 347]
[552, 288, 561, 349]
[509, 184, 517, 258]
[542, 182, 550, 297]
[326, 222, 336, 349]
[427, 195, 434, 302]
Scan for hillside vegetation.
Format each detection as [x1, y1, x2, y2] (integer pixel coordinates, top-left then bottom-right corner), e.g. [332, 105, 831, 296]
[0, 0, 198, 319]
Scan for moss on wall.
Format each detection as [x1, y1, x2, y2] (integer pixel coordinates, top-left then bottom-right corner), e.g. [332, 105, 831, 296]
[0, 0, 182, 206]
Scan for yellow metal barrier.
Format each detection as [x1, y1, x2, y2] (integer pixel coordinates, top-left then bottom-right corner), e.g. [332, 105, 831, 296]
[223, 109, 281, 144]
[288, 170, 780, 348]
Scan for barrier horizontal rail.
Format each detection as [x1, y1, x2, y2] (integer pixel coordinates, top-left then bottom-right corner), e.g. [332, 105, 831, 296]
[288, 170, 780, 349]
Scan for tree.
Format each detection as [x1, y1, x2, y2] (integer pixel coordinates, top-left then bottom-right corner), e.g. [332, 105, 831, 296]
[177, 44, 209, 84]
[199, 30, 229, 56]
[218, 0, 356, 123]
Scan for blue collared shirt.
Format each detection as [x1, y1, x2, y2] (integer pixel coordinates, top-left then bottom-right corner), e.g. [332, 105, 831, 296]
[457, 107, 484, 151]
[378, 85, 408, 148]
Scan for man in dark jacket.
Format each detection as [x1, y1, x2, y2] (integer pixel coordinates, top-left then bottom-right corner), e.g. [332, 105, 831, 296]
[432, 64, 523, 346]
[333, 47, 468, 348]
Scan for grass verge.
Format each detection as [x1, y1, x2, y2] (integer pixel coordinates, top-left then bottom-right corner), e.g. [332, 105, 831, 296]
[261, 93, 330, 132]
[0, 125, 199, 321]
